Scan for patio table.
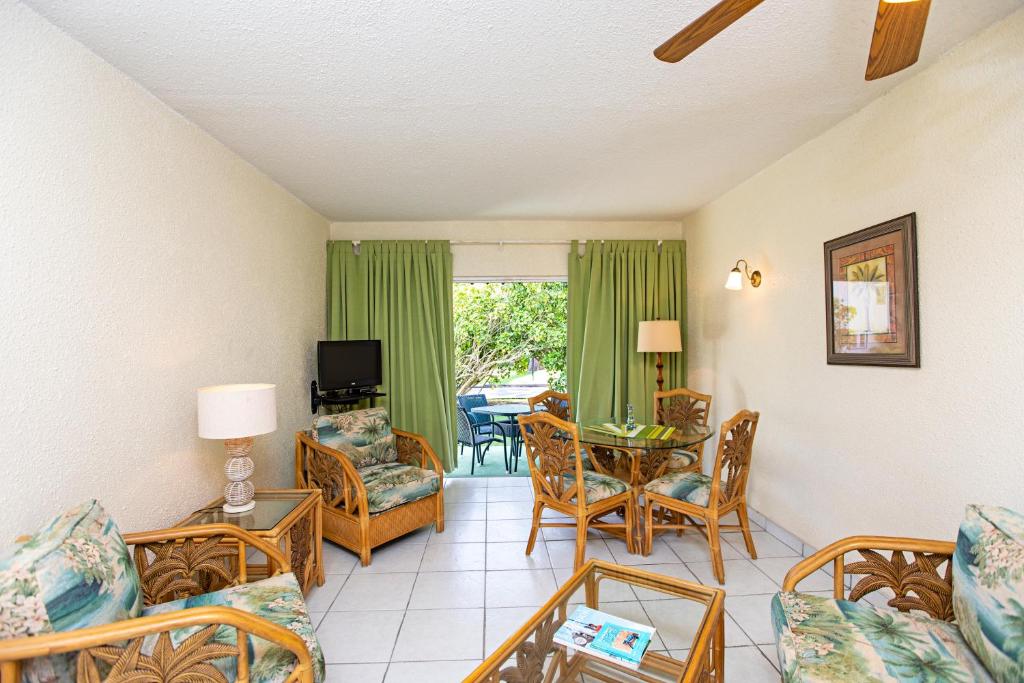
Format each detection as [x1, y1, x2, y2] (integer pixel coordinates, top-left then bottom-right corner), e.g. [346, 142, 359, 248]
[471, 403, 532, 471]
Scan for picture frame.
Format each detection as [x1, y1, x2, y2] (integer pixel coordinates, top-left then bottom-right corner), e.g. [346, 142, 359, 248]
[824, 214, 920, 367]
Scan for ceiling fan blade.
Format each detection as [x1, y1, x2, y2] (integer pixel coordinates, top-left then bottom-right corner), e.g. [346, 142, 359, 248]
[865, 0, 932, 81]
[654, 0, 766, 63]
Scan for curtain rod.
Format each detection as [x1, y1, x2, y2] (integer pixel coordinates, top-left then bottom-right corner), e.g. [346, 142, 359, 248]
[348, 239, 664, 247]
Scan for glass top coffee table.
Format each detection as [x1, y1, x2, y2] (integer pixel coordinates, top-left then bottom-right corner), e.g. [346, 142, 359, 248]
[464, 560, 725, 683]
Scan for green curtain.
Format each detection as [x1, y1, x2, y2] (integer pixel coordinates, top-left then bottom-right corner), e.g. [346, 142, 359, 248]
[567, 240, 686, 425]
[326, 240, 457, 471]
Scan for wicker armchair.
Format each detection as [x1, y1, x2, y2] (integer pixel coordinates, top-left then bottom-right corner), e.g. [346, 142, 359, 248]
[0, 503, 321, 683]
[295, 407, 444, 566]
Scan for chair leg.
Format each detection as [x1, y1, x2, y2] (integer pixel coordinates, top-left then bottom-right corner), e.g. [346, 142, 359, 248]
[625, 498, 637, 555]
[471, 444, 477, 475]
[574, 517, 588, 571]
[643, 501, 654, 556]
[526, 501, 543, 555]
[706, 515, 725, 584]
[737, 502, 758, 560]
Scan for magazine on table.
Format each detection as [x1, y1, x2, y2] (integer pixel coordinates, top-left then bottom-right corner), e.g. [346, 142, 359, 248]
[553, 605, 655, 670]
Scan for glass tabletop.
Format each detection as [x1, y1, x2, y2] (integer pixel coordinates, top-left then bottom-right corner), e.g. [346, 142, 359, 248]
[577, 420, 714, 452]
[182, 491, 308, 532]
[471, 404, 532, 416]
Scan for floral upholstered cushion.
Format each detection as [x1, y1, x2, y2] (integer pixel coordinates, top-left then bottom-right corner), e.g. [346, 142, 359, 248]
[561, 471, 628, 504]
[644, 471, 712, 507]
[772, 591, 992, 682]
[313, 407, 398, 468]
[142, 572, 325, 683]
[359, 462, 440, 514]
[0, 500, 142, 682]
[668, 449, 698, 470]
[951, 504, 1024, 683]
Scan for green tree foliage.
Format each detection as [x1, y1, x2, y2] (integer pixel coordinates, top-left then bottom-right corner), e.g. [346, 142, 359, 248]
[454, 282, 567, 394]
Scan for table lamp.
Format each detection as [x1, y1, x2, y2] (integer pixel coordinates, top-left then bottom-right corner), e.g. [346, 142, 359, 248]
[197, 383, 277, 513]
[637, 320, 682, 392]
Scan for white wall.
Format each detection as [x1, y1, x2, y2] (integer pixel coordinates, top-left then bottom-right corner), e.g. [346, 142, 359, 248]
[0, 3, 329, 541]
[330, 221, 683, 279]
[682, 9, 1024, 548]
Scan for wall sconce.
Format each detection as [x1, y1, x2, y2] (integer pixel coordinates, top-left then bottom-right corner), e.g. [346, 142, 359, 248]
[724, 259, 762, 290]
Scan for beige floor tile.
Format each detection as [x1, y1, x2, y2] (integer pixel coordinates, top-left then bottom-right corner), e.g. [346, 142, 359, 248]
[322, 541, 359, 574]
[487, 540, 550, 570]
[487, 517, 536, 543]
[725, 593, 777, 644]
[334, 572, 417, 611]
[686, 559, 779, 594]
[445, 502, 487, 521]
[391, 609, 484, 661]
[628, 563, 701, 601]
[484, 606, 542, 653]
[428, 520, 486, 544]
[487, 486, 535, 502]
[545, 538, 616, 568]
[485, 569, 558, 607]
[408, 571, 485, 609]
[552, 566, 637, 603]
[487, 500, 536, 520]
[725, 645, 780, 681]
[753, 557, 830, 591]
[419, 542, 486, 572]
[663, 532, 743, 562]
[317, 611, 404, 663]
[723, 531, 801, 559]
[383, 660, 481, 683]
[351, 541, 426, 574]
[325, 663, 387, 682]
[305, 573, 347, 612]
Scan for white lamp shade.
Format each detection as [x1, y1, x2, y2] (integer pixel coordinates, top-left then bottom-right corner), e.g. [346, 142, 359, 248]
[637, 321, 682, 353]
[197, 384, 277, 439]
[724, 269, 744, 290]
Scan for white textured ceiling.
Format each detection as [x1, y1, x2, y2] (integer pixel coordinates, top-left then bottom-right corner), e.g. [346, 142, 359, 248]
[24, 0, 1022, 221]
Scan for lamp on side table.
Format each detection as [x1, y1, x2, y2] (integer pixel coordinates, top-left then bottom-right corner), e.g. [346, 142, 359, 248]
[197, 383, 277, 514]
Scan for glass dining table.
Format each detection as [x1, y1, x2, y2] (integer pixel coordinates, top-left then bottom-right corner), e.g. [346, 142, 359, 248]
[572, 420, 715, 554]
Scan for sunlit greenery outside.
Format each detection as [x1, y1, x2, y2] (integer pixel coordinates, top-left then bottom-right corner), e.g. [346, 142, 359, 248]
[453, 282, 568, 395]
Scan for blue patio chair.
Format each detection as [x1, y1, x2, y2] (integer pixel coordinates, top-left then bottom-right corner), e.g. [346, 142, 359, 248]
[457, 393, 516, 454]
[457, 406, 507, 475]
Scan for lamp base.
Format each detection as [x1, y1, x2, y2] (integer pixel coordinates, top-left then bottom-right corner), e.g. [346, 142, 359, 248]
[222, 500, 256, 514]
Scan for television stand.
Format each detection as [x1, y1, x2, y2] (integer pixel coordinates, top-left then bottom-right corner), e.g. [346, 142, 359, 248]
[310, 381, 386, 414]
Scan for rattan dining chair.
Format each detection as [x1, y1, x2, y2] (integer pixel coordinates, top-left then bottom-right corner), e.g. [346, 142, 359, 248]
[518, 411, 636, 571]
[527, 389, 573, 420]
[643, 409, 760, 584]
[654, 387, 713, 474]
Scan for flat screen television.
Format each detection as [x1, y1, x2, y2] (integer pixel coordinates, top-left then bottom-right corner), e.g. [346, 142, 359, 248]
[317, 340, 382, 391]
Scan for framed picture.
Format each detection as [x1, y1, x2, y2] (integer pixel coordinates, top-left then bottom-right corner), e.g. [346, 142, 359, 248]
[824, 214, 920, 366]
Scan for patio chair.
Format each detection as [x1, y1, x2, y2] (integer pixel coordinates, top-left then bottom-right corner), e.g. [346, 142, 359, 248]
[457, 406, 507, 474]
[654, 387, 712, 474]
[458, 393, 515, 456]
[643, 409, 760, 583]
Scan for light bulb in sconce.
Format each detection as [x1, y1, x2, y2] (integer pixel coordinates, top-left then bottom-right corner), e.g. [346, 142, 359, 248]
[724, 259, 762, 291]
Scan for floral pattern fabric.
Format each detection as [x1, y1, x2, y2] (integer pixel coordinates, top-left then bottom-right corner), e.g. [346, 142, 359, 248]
[644, 471, 711, 507]
[772, 591, 992, 682]
[951, 504, 1024, 683]
[561, 471, 628, 504]
[313, 407, 398, 469]
[0, 500, 142, 682]
[142, 573, 325, 683]
[359, 462, 440, 514]
[668, 449, 698, 469]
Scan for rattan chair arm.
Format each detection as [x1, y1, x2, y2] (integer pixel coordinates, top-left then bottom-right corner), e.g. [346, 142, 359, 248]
[393, 429, 444, 475]
[294, 431, 370, 509]
[124, 523, 290, 574]
[782, 535, 956, 592]
[0, 606, 314, 683]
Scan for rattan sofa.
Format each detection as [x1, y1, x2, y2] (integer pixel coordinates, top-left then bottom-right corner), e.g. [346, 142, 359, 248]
[0, 500, 322, 683]
[295, 407, 444, 566]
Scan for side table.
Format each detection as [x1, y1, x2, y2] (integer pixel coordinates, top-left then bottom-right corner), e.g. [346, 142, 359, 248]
[177, 488, 324, 594]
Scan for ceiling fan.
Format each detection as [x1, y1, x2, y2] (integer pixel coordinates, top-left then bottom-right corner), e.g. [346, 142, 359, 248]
[654, 0, 932, 81]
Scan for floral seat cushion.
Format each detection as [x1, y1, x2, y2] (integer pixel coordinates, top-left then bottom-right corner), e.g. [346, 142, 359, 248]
[0, 500, 141, 683]
[561, 471, 628, 504]
[313, 407, 398, 468]
[359, 462, 440, 514]
[668, 449, 698, 469]
[771, 591, 992, 682]
[644, 471, 712, 507]
[951, 504, 1024, 683]
[143, 572, 325, 683]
